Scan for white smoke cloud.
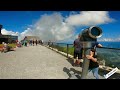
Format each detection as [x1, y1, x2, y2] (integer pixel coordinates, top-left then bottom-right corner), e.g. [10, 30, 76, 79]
[66, 11, 115, 26]
[19, 28, 35, 40]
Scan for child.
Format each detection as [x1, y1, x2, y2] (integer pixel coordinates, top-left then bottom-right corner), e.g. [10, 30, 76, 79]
[86, 48, 99, 79]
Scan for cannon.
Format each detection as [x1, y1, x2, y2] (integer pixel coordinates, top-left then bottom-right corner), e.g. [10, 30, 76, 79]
[80, 26, 102, 42]
[80, 26, 103, 79]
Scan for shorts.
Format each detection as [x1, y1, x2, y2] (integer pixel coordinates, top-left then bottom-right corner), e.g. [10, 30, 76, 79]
[74, 51, 82, 59]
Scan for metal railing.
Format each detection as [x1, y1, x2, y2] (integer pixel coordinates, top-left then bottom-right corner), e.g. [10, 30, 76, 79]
[43, 42, 120, 79]
[43, 42, 73, 58]
[97, 47, 120, 69]
[43, 41, 120, 68]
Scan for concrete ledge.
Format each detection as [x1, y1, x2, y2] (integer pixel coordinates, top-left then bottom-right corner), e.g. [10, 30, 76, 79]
[45, 45, 73, 58]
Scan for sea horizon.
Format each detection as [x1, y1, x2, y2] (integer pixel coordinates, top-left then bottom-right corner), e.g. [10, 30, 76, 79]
[55, 41, 120, 48]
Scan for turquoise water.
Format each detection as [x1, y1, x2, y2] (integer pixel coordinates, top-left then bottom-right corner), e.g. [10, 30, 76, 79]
[57, 41, 120, 48]
[56, 41, 120, 69]
[95, 42, 120, 68]
[99, 41, 120, 48]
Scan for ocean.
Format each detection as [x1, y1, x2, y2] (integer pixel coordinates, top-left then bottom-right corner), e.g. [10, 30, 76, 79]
[55, 41, 120, 69]
[57, 41, 120, 48]
[99, 41, 120, 48]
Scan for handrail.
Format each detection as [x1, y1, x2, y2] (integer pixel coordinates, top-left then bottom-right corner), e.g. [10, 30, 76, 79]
[44, 41, 120, 78]
[44, 42, 120, 58]
[97, 47, 120, 50]
[56, 43, 69, 45]
[44, 41, 120, 49]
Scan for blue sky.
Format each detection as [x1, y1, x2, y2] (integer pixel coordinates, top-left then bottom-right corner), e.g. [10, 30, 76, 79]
[0, 11, 120, 42]
[0, 11, 70, 33]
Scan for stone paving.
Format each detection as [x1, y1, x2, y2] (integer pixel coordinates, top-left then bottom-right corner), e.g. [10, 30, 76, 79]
[0, 45, 105, 79]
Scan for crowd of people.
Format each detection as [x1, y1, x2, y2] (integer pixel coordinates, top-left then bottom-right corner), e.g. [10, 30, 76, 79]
[0, 39, 44, 53]
[19, 39, 43, 47]
[28, 39, 43, 46]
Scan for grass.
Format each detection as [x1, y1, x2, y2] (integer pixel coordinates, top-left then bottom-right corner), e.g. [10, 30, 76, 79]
[0, 44, 17, 48]
[51, 44, 74, 55]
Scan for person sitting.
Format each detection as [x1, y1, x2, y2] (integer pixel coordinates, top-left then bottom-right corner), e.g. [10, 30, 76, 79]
[1, 42, 15, 53]
[1, 42, 8, 53]
[0, 45, 4, 53]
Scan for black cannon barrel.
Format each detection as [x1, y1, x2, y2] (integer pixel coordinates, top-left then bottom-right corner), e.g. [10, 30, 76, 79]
[80, 26, 102, 41]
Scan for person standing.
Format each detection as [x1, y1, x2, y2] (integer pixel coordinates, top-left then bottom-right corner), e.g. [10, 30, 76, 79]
[48, 40, 51, 47]
[38, 40, 41, 45]
[73, 35, 83, 67]
[32, 39, 34, 46]
[41, 40, 43, 45]
[35, 40, 38, 46]
[30, 40, 32, 46]
[86, 42, 102, 79]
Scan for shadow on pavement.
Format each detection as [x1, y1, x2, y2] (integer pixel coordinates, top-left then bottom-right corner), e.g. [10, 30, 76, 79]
[63, 67, 82, 79]
[66, 57, 73, 66]
[66, 57, 83, 67]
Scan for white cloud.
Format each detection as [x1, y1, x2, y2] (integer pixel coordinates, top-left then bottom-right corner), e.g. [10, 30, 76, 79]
[1, 11, 116, 42]
[65, 11, 115, 26]
[1, 29, 19, 36]
[20, 13, 75, 42]
[19, 11, 116, 42]
[98, 38, 113, 42]
[98, 37, 120, 42]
